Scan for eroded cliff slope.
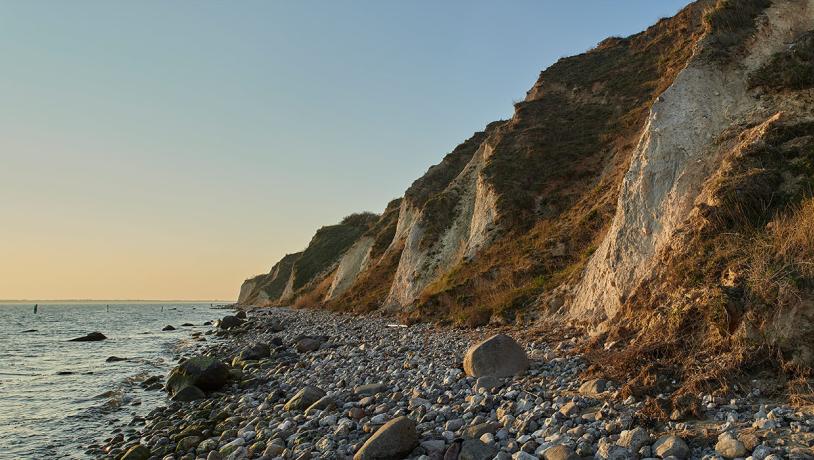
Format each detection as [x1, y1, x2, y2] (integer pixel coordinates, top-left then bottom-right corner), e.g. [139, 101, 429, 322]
[240, 0, 814, 377]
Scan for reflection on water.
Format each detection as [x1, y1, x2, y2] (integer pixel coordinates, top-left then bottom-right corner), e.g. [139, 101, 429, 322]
[0, 302, 224, 459]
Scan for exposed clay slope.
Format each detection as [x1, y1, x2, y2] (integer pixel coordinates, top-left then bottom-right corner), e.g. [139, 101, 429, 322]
[238, 213, 378, 306]
[240, 0, 814, 380]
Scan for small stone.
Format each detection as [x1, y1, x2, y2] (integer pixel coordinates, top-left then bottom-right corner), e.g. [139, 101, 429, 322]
[354, 383, 387, 395]
[284, 386, 326, 411]
[618, 427, 649, 452]
[579, 378, 607, 396]
[459, 439, 497, 460]
[542, 444, 580, 460]
[463, 422, 499, 439]
[715, 432, 747, 459]
[653, 435, 690, 459]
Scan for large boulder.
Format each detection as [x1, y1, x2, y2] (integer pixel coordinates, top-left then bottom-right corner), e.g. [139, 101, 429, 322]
[353, 416, 418, 460]
[69, 332, 107, 342]
[171, 384, 206, 402]
[217, 315, 243, 330]
[463, 334, 528, 377]
[284, 386, 326, 411]
[166, 356, 229, 396]
[120, 444, 151, 460]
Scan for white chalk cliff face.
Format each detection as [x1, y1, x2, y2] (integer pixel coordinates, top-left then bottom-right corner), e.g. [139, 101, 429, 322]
[571, 0, 814, 324]
[325, 237, 374, 301]
[385, 137, 501, 310]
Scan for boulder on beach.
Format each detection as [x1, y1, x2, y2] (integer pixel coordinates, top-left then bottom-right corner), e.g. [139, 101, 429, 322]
[166, 356, 229, 397]
[463, 334, 528, 377]
[69, 332, 107, 342]
[171, 384, 206, 402]
[216, 315, 243, 330]
[284, 385, 326, 411]
[162, 325, 176, 331]
[106, 356, 127, 363]
[353, 416, 418, 460]
[180, 323, 194, 327]
[120, 444, 151, 460]
[235, 310, 247, 319]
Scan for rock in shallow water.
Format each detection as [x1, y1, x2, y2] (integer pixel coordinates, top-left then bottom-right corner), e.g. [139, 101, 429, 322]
[69, 331, 107, 342]
[463, 334, 528, 378]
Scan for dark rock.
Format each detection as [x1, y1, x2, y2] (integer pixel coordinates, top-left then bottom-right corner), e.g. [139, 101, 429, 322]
[106, 356, 127, 363]
[121, 444, 151, 460]
[459, 439, 497, 460]
[463, 334, 528, 377]
[21, 329, 37, 333]
[171, 385, 206, 402]
[217, 315, 243, 330]
[239, 343, 271, 361]
[235, 310, 247, 319]
[353, 416, 418, 460]
[166, 356, 229, 396]
[162, 325, 176, 331]
[69, 332, 107, 342]
[295, 336, 322, 353]
[181, 323, 194, 327]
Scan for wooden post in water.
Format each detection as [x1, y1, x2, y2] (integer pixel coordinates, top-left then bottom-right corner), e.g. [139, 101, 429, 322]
[33, 304, 38, 314]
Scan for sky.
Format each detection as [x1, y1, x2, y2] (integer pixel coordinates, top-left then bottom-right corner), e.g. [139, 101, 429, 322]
[0, 0, 690, 301]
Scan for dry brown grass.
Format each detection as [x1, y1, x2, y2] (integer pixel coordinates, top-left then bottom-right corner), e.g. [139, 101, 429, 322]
[292, 273, 334, 309]
[583, 117, 814, 412]
[746, 199, 814, 307]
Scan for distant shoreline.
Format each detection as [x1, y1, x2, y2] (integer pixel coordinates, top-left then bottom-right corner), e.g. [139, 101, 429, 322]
[0, 299, 235, 304]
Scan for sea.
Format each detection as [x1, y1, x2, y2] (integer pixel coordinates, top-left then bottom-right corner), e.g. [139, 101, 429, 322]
[0, 302, 230, 459]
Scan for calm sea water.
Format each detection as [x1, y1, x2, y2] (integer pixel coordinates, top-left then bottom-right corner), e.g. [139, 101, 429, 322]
[0, 302, 229, 459]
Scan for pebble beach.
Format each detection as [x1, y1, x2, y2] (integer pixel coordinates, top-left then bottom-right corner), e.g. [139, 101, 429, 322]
[97, 308, 814, 460]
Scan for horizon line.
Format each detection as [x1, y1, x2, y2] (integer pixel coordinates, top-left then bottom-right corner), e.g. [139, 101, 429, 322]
[0, 298, 235, 303]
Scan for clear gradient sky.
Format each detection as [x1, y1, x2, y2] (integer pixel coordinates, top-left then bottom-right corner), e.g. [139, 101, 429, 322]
[0, 1, 690, 301]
